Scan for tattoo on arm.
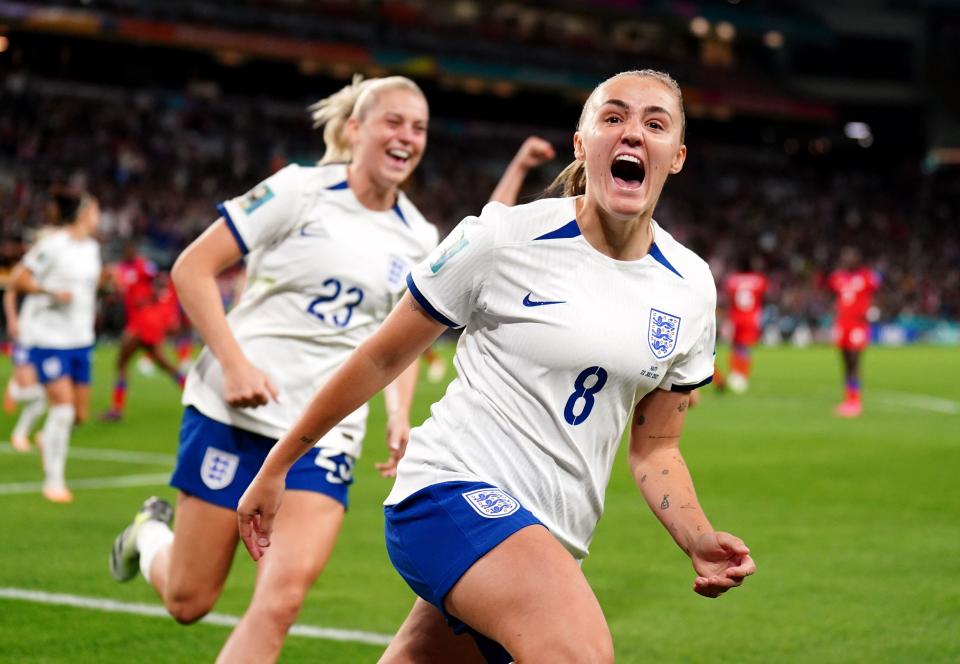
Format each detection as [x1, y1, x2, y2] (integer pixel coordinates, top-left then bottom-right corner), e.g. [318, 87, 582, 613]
[661, 469, 669, 475]
[408, 298, 421, 312]
[635, 413, 645, 427]
[299, 435, 315, 446]
[640, 474, 647, 484]
[660, 494, 670, 510]
[677, 400, 688, 413]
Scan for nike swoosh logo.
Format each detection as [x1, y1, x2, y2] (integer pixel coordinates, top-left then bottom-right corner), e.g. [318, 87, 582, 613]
[523, 292, 566, 307]
[299, 226, 324, 237]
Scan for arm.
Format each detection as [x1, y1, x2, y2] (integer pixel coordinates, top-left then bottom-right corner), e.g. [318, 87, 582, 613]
[171, 219, 277, 408]
[629, 388, 755, 598]
[3, 275, 19, 339]
[376, 356, 421, 478]
[9, 263, 72, 304]
[488, 136, 555, 206]
[237, 292, 445, 560]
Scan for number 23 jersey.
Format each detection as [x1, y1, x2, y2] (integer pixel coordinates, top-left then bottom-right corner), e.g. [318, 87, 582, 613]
[387, 197, 716, 560]
[183, 163, 438, 458]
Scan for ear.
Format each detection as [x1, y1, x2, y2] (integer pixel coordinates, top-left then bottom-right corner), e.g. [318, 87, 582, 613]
[346, 116, 361, 145]
[669, 143, 687, 175]
[573, 131, 585, 162]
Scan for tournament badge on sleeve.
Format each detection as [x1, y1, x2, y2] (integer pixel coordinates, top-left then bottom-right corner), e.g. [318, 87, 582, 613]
[462, 487, 520, 518]
[648, 308, 681, 359]
[200, 447, 240, 490]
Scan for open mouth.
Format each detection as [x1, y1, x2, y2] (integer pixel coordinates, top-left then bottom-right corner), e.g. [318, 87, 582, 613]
[610, 154, 645, 190]
[386, 148, 411, 169]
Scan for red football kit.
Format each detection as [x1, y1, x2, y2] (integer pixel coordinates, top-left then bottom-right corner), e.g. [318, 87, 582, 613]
[828, 268, 881, 351]
[724, 272, 768, 346]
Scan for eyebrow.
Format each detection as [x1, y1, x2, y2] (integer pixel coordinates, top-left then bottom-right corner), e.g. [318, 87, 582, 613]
[599, 99, 674, 120]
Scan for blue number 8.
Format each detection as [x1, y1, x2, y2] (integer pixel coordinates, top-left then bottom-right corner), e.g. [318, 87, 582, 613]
[564, 366, 608, 425]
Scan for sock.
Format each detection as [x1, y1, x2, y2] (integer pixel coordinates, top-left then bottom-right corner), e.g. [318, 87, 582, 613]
[12, 392, 47, 439]
[175, 372, 186, 389]
[731, 346, 751, 377]
[9, 381, 44, 404]
[112, 379, 127, 412]
[137, 520, 174, 583]
[176, 339, 193, 363]
[40, 403, 75, 489]
[845, 379, 861, 403]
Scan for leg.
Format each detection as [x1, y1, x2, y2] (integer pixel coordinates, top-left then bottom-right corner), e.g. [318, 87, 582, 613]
[445, 525, 613, 664]
[215, 491, 345, 664]
[104, 334, 140, 420]
[379, 598, 487, 664]
[73, 384, 91, 425]
[10, 364, 45, 451]
[150, 492, 240, 624]
[835, 348, 863, 417]
[143, 342, 185, 386]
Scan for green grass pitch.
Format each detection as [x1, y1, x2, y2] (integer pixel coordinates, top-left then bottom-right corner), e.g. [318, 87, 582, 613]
[0, 343, 958, 662]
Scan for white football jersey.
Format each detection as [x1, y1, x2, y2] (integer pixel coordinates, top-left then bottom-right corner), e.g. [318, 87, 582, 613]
[183, 163, 438, 457]
[385, 198, 716, 559]
[18, 230, 101, 349]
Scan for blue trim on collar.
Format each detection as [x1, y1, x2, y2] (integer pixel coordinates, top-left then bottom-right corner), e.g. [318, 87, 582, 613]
[217, 203, 249, 255]
[327, 180, 349, 190]
[534, 219, 581, 241]
[393, 203, 409, 227]
[649, 242, 683, 278]
[406, 274, 459, 328]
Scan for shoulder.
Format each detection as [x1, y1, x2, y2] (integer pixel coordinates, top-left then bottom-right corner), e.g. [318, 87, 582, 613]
[479, 196, 578, 245]
[652, 223, 716, 303]
[396, 192, 439, 247]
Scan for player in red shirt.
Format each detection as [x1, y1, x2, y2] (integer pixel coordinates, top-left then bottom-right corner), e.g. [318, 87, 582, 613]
[101, 242, 185, 421]
[827, 246, 881, 418]
[722, 256, 768, 394]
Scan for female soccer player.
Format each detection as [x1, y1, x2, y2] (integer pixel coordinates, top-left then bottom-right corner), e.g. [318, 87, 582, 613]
[8, 191, 101, 502]
[5, 279, 46, 452]
[108, 74, 438, 663]
[237, 69, 756, 662]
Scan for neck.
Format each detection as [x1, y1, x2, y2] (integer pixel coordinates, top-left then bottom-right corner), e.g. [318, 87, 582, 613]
[347, 163, 398, 211]
[576, 196, 654, 261]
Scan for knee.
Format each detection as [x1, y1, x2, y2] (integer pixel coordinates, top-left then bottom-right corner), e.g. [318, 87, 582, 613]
[514, 629, 614, 664]
[165, 590, 216, 625]
[250, 585, 309, 632]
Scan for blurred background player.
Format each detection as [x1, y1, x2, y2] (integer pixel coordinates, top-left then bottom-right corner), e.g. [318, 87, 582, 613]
[108, 74, 439, 664]
[101, 241, 186, 421]
[4, 277, 46, 451]
[722, 255, 769, 394]
[7, 190, 102, 502]
[827, 246, 881, 417]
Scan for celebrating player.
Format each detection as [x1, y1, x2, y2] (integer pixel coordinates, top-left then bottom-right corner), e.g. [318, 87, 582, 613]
[238, 69, 755, 662]
[101, 241, 186, 421]
[108, 74, 438, 663]
[7, 191, 102, 502]
[827, 246, 881, 417]
[722, 255, 768, 394]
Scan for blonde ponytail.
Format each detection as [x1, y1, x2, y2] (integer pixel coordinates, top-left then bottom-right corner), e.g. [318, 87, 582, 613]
[547, 160, 587, 197]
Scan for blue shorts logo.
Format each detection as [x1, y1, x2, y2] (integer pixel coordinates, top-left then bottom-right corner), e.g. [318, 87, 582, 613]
[649, 308, 681, 359]
[462, 488, 520, 518]
[201, 447, 240, 490]
[42, 356, 63, 379]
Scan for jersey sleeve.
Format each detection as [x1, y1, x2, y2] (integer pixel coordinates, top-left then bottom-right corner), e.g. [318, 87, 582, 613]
[661, 294, 717, 392]
[21, 235, 60, 281]
[217, 164, 305, 254]
[405, 205, 498, 329]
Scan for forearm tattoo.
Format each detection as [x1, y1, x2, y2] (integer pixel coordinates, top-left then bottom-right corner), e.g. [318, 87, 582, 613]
[299, 435, 315, 446]
[660, 494, 670, 510]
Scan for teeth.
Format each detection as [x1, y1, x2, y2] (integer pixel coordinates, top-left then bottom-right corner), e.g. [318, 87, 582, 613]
[388, 149, 410, 159]
[615, 154, 641, 164]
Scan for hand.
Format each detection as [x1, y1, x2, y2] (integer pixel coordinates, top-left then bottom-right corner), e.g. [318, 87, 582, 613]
[513, 136, 555, 171]
[690, 531, 755, 598]
[51, 290, 73, 305]
[237, 471, 285, 561]
[222, 358, 279, 409]
[375, 412, 410, 478]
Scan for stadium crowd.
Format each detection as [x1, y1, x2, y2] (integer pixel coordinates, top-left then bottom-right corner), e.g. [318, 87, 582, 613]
[1, 74, 958, 340]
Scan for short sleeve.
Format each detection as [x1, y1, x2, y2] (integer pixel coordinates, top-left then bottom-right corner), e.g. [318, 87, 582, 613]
[22, 235, 59, 280]
[661, 298, 717, 392]
[217, 164, 305, 254]
[405, 204, 499, 329]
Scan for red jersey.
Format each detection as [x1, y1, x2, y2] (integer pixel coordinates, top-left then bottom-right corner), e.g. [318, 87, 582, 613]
[724, 272, 768, 327]
[114, 256, 158, 311]
[828, 268, 881, 324]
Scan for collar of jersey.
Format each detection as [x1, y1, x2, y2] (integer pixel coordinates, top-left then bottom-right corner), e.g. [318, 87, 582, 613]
[326, 179, 409, 227]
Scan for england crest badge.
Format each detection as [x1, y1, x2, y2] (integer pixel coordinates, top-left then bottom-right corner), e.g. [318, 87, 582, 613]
[200, 447, 240, 490]
[462, 488, 520, 519]
[648, 308, 681, 359]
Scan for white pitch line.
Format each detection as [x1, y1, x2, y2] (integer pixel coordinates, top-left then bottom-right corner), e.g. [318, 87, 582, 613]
[0, 442, 175, 465]
[0, 473, 171, 495]
[0, 587, 392, 647]
[872, 390, 960, 415]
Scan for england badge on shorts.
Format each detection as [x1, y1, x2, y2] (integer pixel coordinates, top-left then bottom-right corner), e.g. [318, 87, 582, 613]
[200, 447, 240, 490]
[462, 487, 520, 518]
[648, 308, 681, 359]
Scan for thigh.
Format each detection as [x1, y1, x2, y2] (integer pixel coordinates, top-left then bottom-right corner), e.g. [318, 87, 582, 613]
[165, 491, 239, 597]
[43, 377, 73, 406]
[251, 491, 345, 595]
[445, 525, 610, 661]
[379, 598, 486, 664]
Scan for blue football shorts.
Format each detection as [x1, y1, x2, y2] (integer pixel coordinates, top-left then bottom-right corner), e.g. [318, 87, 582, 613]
[29, 345, 93, 384]
[170, 406, 355, 510]
[384, 480, 545, 664]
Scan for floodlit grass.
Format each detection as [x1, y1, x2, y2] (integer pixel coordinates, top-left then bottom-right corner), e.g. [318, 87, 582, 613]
[1, 343, 958, 662]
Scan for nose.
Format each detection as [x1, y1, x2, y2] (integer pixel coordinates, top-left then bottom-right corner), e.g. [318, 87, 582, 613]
[621, 116, 644, 146]
[395, 122, 413, 145]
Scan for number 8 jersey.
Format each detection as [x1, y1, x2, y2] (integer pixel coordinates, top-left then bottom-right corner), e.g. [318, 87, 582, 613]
[183, 163, 438, 459]
[386, 198, 716, 560]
